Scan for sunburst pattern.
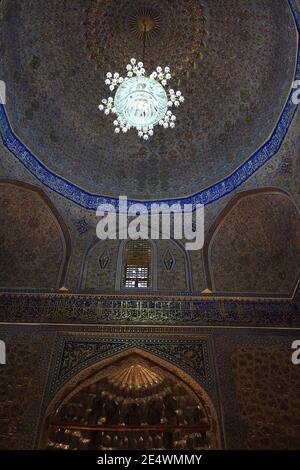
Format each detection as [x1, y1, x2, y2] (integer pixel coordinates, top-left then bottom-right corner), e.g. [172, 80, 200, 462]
[108, 363, 163, 390]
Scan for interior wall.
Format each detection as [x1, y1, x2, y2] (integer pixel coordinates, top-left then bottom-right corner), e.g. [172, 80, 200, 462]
[0, 180, 71, 289]
[1, 324, 299, 450]
[81, 237, 191, 292]
[205, 190, 300, 295]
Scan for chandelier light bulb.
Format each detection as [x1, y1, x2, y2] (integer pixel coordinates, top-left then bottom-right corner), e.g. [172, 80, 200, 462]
[98, 59, 185, 139]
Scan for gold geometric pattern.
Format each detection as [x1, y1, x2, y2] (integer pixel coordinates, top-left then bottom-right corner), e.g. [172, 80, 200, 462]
[232, 346, 300, 450]
[108, 363, 163, 391]
[43, 353, 218, 450]
[85, 0, 209, 81]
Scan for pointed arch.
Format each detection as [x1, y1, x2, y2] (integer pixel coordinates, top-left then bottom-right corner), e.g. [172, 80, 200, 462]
[0, 179, 71, 288]
[39, 347, 221, 449]
[203, 188, 300, 294]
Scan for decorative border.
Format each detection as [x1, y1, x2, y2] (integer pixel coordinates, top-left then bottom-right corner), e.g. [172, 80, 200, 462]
[0, 0, 299, 211]
[0, 292, 299, 327]
[55, 337, 210, 391]
[43, 335, 216, 417]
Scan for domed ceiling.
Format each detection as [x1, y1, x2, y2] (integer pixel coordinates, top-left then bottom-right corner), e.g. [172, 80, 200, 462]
[0, 0, 298, 203]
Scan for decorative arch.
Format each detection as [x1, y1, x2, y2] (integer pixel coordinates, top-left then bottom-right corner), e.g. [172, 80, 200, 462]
[40, 348, 221, 450]
[203, 188, 300, 294]
[79, 237, 120, 290]
[0, 179, 71, 288]
[161, 238, 193, 291]
[80, 232, 192, 292]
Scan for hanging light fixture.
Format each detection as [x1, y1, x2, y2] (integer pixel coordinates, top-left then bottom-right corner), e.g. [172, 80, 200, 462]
[98, 18, 185, 140]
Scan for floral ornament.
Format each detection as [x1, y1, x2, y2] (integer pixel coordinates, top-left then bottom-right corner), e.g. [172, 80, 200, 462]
[99, 247, 110, 270]
[163, 249, 175, 271]
[98, 58, 185, 140]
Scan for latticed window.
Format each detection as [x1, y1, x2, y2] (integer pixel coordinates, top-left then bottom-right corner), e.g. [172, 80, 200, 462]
[123, 240, 152, 288]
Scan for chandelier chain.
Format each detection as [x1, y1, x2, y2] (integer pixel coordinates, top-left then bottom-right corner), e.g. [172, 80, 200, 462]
[142, 22, 147, 66]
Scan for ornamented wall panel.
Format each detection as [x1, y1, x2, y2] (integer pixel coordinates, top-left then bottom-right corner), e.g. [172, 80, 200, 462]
[0, 330, 55, 449]
[0, 293, 299, 327]
[46, 335, 215, 402]
[157, 240, 188, 291]
[83, 239, 120, 290]
[215, 333, 300, 449]
[0, 181, 70, 289]
[208, 191, 300, 294]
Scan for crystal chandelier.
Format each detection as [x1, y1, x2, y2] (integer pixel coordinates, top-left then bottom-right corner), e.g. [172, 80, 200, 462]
[98, 58, 185, 139]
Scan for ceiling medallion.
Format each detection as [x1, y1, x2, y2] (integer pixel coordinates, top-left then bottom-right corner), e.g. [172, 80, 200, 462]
[98, 59, 185, 139]
[129, 8, 162, 44]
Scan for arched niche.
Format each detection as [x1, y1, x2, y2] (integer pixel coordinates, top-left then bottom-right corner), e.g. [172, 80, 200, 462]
[0, 179, 71, 289]
[40, 348, 221, 450]
[80, 235, 192, 292]
[204, 188, 300, 295]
